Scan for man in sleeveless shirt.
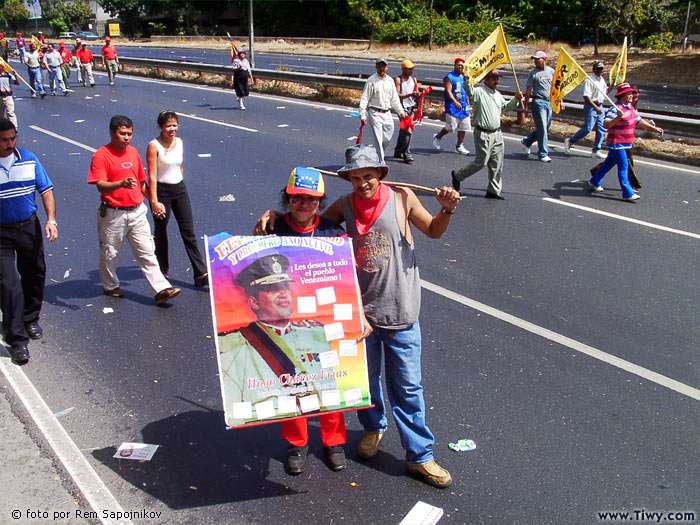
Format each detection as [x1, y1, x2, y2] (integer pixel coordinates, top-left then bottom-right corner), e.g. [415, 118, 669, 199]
[433, 58, 471, 155]
[322, 145, 460, 488]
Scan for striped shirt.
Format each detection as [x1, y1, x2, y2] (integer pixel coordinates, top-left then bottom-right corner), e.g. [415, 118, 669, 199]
[605, 103, 642, 149]
[0, 148, 53, 223]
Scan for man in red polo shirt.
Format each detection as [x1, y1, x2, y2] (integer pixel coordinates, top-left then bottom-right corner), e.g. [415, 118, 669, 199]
[88, 115, 180, 305]
[101, 36, 119, 86]
[76, 42, 95, 87]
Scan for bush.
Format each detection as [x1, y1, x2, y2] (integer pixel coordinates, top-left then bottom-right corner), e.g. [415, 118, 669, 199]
[639, 32, 674, 52]
[375, 2, 523, 45]
[50, 18, 69, 35]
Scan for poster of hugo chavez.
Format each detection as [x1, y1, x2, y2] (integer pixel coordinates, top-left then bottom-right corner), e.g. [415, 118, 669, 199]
[205, 233, 370, 429]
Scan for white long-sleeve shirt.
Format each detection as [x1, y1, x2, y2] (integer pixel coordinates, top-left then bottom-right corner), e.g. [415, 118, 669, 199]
[359, 73, 404, 120]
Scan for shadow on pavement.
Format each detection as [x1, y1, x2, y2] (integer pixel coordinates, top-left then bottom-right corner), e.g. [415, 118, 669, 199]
[92, 409, 303, 509]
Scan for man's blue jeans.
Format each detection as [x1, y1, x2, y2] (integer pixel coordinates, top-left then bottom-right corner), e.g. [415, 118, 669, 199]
[27, 67, 45, 95]
[569, 102, 605, 152]
[590, 148, 635, 198]
[357, 321, 435, 465]
[523, 98, 552, 158]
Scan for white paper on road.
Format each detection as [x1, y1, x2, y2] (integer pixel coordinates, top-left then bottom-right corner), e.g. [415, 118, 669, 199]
[232, 402, 252, 419]
[102, 307, 113, 314]
[254, 400, 276, 420]
[74, 119, 85, 122]
[297, 296, 317, 314]
[52, 407, 74, 418]
[277, 124, 289, 128]
[338, 339, 357, 356]
[316, 286, 336, 305]
[324, 322, 345, 342]
[399, 501, 444, 525]
[277, 396, 297, 414]
[63, 269, 70, 279]
[321, 389, 341, 408]
[218, 194, 236, 202]
[277, 106, 286, 109]
[333, 303, 353, 321]
[113, 442, 160, 461]
[197, 153, 212, 158]
[299, 394, 320, 413]
[319, 350, 340, 369]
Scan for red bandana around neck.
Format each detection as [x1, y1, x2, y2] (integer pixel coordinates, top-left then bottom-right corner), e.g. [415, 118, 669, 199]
[353, 182, 390, 235]
[284, 213, 319, 234]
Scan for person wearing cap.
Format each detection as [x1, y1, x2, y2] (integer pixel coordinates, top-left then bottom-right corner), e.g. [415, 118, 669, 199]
[146, 110, 208, 288]
[521, 50, 555, 162]
[588, 83, 663, 202]
[327, 145, 458, 488]
[0, 62, 20, 128]
[564, 61, 608, 159]
[36, 31, 45, 45]
[0, 32, 9, 62]
[432, 58, 471, 155]
[88, 115, 181, 304]
[450, 69, 523, 199]
[101, 36, 119, 86]
[42, 44, 68, 96]
[359, 58, 406, 164]
[76, 42, 95, 87]
[15, 33, 26, 64]
[218, 252, 347, 473]
[58, 41, 72, 87]
[24, 42, 46, 99]
[72, 39, 82, 84]
[392, 59, 422, 164]
[231, 49, 253, 110]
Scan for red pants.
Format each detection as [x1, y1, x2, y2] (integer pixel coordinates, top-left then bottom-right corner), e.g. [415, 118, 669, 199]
[280, 412, 346, 447]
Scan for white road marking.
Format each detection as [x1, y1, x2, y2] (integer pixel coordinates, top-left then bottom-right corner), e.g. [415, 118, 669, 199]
[0, 355, 133, 525]
[175, 112, 258, 133]
[421, 279, 700, 402]
[29, 125, 97, 152]
[543, 197, 700, 240]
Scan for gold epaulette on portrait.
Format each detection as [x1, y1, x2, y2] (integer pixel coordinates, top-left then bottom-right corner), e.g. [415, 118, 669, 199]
[291, 319, 324, 328]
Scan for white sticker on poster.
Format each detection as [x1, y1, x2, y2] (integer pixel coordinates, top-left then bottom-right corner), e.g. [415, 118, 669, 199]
[343, 388, 362, 406]
[299, 394, 320, 413]
[316, 286, 336, 305]
[333, 303, 353, 321]
[255, 400, 276, 420]
[324, 322, 345, 342]
[319, 350, 340, 368]
[277, 396, 297, 415]
[297, 296, 317, 314]
[321, 389, 341, 408]
[232, 402, 252, 419]
[338, 340, 358, 356]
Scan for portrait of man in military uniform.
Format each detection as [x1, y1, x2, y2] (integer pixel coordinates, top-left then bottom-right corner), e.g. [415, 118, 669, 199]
[217, 254, 338, 427]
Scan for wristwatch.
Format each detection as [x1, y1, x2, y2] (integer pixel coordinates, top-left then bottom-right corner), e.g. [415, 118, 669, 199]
[47, 220, 57, 225]
[442, 208, 456, 215]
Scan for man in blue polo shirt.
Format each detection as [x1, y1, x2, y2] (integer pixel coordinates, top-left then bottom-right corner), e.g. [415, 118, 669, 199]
[0, 118, 57, 364]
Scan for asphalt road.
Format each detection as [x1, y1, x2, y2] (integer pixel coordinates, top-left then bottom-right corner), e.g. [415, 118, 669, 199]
[4, 68, 700, 524]
[93, 45, 700, 117]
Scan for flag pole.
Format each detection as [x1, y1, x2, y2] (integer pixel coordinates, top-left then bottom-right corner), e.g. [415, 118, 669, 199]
[502, 25, 524, 109]
[313, 167, 466, 198]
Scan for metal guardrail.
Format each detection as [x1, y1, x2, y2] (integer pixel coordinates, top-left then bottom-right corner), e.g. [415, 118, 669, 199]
[118, 56, 700, 139]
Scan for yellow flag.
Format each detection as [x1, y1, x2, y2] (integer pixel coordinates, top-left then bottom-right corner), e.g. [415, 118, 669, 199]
[31, 35, 42, 49]
[609, 37, 627, 87]
[549, 48, 589, 114]
[464, 24, 512, 85]
[0, 57, 13, 73]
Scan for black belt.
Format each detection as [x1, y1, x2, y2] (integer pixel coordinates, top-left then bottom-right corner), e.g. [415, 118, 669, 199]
[369, 107, 389, 113]
[103, 203, 139, 211]
[2, 213, 36, 229]
[475, 126, 500, 133]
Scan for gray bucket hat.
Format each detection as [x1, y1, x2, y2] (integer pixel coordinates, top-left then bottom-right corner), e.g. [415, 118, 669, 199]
[337, 144, 389, 181]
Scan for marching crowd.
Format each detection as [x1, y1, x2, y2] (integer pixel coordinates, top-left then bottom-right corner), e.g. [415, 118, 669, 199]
[0, 40, 667, 492]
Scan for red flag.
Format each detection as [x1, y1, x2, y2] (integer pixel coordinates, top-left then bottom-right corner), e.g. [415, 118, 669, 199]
[356, 122, 365, 145]
[399, 114, 414, 131]
[414, 86, 432, 123]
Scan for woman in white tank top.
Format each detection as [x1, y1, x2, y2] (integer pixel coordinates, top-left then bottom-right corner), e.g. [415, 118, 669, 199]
[146, 110, 208, 288]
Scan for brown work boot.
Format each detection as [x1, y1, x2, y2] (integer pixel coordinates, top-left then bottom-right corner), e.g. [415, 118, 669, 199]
[406, 460, 453, 488]
[357, 431, 383, 460]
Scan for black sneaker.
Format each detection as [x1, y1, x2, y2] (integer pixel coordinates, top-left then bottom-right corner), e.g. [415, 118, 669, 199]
[451, 170, 461, 192]
[287, 444, 309, 475]
[325, 445, 346, 471]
